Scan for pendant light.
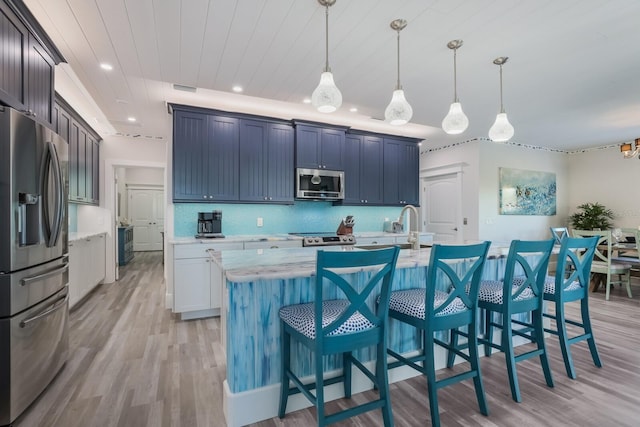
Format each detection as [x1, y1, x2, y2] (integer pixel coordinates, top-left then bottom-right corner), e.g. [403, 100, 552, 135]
[311, 0, 342, 113]
[488, 56, 515, 142]
[441, 40, 469, 134]
[384, 19, 412, 125]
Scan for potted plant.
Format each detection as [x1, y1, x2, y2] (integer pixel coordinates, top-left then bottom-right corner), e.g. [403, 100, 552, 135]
[569, 202, 614, 230]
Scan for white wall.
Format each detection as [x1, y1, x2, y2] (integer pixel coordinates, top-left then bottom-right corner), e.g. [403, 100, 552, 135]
[125, 167, 164, 186]
[568, 146, 640, 228]
[421, 140, 571, 243]
[420, 141, 481, 240]
[478, 143, 570, 242]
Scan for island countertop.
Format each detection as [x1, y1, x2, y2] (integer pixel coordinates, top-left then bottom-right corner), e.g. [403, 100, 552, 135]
[168, 231, 433, 245]
[212, 241, 511, 283]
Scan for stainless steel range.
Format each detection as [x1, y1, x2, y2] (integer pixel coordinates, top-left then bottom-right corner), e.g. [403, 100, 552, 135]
[291, 232, 357, 247]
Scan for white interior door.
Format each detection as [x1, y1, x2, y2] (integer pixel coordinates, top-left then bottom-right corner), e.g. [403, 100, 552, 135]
[128, 188, 164, 251]
[422, 173, 462, 242]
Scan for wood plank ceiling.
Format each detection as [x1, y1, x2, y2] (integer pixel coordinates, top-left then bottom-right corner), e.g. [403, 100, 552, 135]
[22, 0, 640, 150]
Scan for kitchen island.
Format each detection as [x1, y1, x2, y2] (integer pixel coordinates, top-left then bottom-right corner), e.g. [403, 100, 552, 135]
[213, 242, 516, 426]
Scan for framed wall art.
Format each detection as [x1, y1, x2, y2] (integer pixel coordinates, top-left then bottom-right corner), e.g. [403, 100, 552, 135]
[499, 167, 556, 215]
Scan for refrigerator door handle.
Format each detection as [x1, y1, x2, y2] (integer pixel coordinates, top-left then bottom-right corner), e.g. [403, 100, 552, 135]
[20, 264, 69, 287]
[19, 291, 69, 328]
[41, 141, 63, 247]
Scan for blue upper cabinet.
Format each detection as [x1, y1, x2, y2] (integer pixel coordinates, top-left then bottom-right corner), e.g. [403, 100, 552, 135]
[265, 123, 294, 203]
[173, 109, 210, 201]
[383, 136, 420, 206]
[239, 119, 294, 203]
[172, 108, 239, 202]
[0, 1, 63, 128]
[57, 96, 101, 205]
[361, 134, 384, 204]
[171, 105, 418, 206]
[341, 133, 384, 205]
[294, 122, 346, 170]
[207, 115, 240, 201]
[239, 119, 266, 202]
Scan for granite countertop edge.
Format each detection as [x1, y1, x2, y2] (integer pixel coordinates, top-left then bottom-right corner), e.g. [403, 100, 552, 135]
[169, 231, 434, 245]
[68, 231, 107, 242]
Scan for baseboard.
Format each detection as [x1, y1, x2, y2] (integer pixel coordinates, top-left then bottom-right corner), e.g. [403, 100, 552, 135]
[223, 349, 440, 427]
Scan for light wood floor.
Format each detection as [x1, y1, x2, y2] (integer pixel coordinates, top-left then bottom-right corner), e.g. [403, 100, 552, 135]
[14, 252, 640, 427]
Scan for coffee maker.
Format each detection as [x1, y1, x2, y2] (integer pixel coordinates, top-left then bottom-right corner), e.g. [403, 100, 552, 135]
[195, 211, 224, 238]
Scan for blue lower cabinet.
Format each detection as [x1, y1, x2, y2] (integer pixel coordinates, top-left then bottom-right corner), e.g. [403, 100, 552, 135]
[118, 226, 134, 265]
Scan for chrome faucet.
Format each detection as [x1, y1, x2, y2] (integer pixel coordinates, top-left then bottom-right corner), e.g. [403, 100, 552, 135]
[398, 204, 420, 250]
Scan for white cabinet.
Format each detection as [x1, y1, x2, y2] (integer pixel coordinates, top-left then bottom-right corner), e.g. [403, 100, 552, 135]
[69, 233, 106, 308]
[173, 241, 243, 317]
[356, 236, 398, 246]
[243, 240, 302, 249]
[174, 257, 212, 312]
[356, 233, 434, 247]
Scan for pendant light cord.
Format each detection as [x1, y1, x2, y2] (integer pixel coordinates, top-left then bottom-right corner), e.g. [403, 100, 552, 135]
[396, 30, 401, 89]
[453, 48, 458, 102]
[499, 64, 505, 113]
[324, 5, 330, 72]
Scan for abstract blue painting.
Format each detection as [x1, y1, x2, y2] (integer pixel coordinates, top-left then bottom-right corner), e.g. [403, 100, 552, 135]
[499, 167, 556, 215]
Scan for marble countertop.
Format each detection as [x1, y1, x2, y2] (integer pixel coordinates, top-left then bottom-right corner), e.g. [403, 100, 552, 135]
[69, 231, 107, 242]
[169, 231, 433, 245]
[212, 241, 511, 283]
[169, 234, 303, 245]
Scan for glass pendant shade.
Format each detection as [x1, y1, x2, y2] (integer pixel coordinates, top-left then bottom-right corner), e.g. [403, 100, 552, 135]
[311, 71, 342, 113]
[488, 112, 515, 142]
[385, 89, 413, 125]
[442, 102, 469, 134]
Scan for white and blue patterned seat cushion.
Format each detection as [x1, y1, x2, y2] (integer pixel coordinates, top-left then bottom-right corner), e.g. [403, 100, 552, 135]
[387, 289, 468, 320]
[279, 300, 374, 339]
[543, 275, 581, 294]
[477, 278, 535, 305]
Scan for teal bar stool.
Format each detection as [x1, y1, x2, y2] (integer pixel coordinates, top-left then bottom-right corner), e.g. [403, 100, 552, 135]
[476, 239, 555, 403]
[550, 226, 569, 245]
[278, 246, 400, 426]
[385, 242, 491, 427]
[543, 235, 602, 379]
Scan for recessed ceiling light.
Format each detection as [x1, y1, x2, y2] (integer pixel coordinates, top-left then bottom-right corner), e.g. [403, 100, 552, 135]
[100, 63, 113, 71]
[232, 85, 243, 93]
[349, 107, 358, 113]
[303, 98, 311, 104]
[127, 117, 136, 122]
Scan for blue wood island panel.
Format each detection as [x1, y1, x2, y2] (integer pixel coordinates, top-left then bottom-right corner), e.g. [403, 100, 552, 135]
[225, 254, 520, 394]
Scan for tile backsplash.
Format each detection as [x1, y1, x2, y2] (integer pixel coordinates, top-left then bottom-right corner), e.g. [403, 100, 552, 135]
[174, 201, 404, 237]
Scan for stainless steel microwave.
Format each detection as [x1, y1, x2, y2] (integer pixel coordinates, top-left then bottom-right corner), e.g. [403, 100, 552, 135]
[295, 168, 344, 200]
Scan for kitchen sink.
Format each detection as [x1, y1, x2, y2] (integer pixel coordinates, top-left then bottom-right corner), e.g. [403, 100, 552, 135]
[355, 243, 432, 250]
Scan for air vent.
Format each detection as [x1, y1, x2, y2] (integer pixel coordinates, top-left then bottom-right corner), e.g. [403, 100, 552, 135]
[113, 132, 164, 140]
[173, 84, 197, 93]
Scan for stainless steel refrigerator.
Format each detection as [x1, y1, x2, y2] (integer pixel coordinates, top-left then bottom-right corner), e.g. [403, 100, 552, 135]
[0, 106, 69, 426]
